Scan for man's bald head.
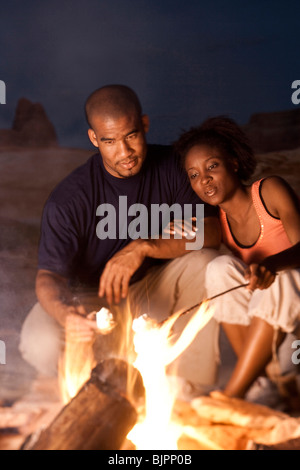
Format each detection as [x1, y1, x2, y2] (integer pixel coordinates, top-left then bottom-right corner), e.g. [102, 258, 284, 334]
[85, 85, 143, 129]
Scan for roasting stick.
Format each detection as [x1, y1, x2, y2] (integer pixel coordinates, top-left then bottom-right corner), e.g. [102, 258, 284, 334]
[159, 282, 250, 326]
[181, 282, 249, 317]
[94, 283, 250, 331]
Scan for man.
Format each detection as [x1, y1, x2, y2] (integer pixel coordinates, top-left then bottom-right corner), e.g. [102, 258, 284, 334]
[19, 85, 221, 389]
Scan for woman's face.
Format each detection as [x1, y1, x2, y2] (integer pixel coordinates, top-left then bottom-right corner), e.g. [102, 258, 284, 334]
[184, 144, 239, 206]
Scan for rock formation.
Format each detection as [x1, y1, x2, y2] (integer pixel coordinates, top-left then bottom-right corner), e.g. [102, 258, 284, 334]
[243, 108, 300, 153]
[0, 98, 58, 147]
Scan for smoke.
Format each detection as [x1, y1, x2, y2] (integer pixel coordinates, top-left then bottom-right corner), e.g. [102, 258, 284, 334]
[0, 146, 90, 403]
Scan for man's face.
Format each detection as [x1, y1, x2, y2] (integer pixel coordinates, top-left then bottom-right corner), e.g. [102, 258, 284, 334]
[88, 112, 149, 178]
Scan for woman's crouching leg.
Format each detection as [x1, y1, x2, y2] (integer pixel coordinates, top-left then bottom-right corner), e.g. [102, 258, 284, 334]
[205, 254, 252, 326]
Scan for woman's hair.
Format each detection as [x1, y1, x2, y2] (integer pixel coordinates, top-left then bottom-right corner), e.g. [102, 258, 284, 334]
[174, 116, 257, 181]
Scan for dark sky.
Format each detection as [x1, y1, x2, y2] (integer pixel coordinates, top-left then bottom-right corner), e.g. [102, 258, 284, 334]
[0, 0, 299, 148]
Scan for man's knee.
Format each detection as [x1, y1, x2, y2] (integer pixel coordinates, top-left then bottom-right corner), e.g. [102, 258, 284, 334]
[186, 248, 219, 265]
[19, 302, 63, 377]
[177, 248, 219, 277]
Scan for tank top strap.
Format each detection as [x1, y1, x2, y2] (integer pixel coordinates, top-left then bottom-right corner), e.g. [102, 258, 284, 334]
[251, 178, 270, 220]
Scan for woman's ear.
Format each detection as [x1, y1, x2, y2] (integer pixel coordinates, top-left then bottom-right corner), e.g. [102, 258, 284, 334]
[232, 159, 239, 173]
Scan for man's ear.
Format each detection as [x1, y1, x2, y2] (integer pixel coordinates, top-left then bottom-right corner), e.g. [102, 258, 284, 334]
[88, 128, 99, 148]
[142, 114, 150, 134]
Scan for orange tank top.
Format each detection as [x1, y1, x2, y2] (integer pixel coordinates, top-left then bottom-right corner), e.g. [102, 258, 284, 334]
[220, 178, 292, 265]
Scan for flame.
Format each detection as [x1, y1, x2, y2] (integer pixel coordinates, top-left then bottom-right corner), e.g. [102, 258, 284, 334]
[127, 301, 214, 450]
[58, 309, 98, 405]
[58, 336, 95, 404]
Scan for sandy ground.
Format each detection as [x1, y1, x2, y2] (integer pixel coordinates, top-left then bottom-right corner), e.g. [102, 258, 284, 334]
[0, 144, 299, 404]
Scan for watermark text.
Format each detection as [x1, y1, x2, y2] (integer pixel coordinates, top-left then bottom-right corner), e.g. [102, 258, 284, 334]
[292, 339, 300, 365]
[0, 340, 6, 364]
[96, 197, 204, 250]
[291, 80, 300, 105]
[0, 80, 6, 104]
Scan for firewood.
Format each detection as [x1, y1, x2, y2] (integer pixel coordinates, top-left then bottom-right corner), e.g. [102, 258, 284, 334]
[21, 359, 143, 450]
[191, 395, 289, 430]
[250, 436, 300, 450]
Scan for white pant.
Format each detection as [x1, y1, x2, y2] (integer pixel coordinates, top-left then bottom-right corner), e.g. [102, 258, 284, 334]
[19, 249, 220, 386]
[205, 254, 300, 333]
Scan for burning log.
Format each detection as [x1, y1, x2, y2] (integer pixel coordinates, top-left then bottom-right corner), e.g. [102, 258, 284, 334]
[21, 359, 144, 451]
[191, 394, 289, 429]
[250, 436, 300, 450]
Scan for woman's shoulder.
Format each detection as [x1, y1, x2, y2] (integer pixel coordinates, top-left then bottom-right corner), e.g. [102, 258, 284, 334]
[258, 176, 299, 217]
[259, 175, 296, 197]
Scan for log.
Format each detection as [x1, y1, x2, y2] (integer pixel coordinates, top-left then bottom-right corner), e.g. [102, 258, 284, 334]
[251, 436, 300, 450]
[191, 394, 289, 430]
[21, 359, 144, 450]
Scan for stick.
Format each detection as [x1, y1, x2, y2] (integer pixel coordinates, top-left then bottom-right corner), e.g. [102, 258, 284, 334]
[159, 283, 249, 326]
[181, 282, 249, 317]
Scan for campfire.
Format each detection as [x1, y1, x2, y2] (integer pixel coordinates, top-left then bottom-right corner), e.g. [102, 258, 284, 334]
[2, 302, 300, 451]
[15, 301, 300, 451]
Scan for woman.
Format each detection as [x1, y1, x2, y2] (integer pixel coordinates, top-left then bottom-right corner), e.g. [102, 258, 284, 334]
[174, 116, 300, 399]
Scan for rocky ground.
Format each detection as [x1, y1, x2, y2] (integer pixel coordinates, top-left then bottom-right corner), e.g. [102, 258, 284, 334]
[0, 144, 299, 448]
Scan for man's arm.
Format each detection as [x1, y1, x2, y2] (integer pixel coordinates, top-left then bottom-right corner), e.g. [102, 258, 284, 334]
[36, 269, 97, 342]
[99, 215, 221, 304]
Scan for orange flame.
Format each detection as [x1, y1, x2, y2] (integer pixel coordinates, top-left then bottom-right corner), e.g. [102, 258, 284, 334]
[127, 301, 214, 450]
[58, 334, 95, 404]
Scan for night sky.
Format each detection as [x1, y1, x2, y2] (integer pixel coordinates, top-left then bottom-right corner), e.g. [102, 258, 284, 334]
[0, 0, 299, 149]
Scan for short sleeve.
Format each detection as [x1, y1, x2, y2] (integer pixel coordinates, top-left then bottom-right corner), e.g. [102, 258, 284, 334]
[38, 201, 80, 278]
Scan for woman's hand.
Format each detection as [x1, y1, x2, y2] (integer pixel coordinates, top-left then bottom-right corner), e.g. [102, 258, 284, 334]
[244, 263, 276, 291]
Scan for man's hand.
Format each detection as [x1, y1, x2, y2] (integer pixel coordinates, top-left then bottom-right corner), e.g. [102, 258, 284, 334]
[64, 304, 98, 342]
[163, 217, 198, 239]
[245, 263, 276, 291]
[99, 239, 148, 305]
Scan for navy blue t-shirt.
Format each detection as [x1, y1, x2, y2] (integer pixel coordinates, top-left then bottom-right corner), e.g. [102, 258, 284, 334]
[38, 144, 216, 288]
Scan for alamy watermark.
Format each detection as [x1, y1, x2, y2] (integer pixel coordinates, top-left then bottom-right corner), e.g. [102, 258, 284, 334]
[0, 80, 6, 104]
[291, 80, 300, 105]
[96, 196, 204, 250]
[0, 340, 6, 365]
[292, 340, 300, 365]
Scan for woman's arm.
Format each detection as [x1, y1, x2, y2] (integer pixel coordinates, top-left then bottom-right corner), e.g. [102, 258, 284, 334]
[246, 176, 300, 290]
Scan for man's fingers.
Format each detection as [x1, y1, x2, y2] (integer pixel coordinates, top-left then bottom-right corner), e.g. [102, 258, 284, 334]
[99, 262, 116, 303]
[75, 304, 87, 316]
[67, 332, 95, 343]
[65, 314, 98, 343]
[111, 271, 126, 304]
[121, 273, 131, 300]
[163, 218, 198, 238]
[99, 260, 135, 304]
[99, 264, 110, 297]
